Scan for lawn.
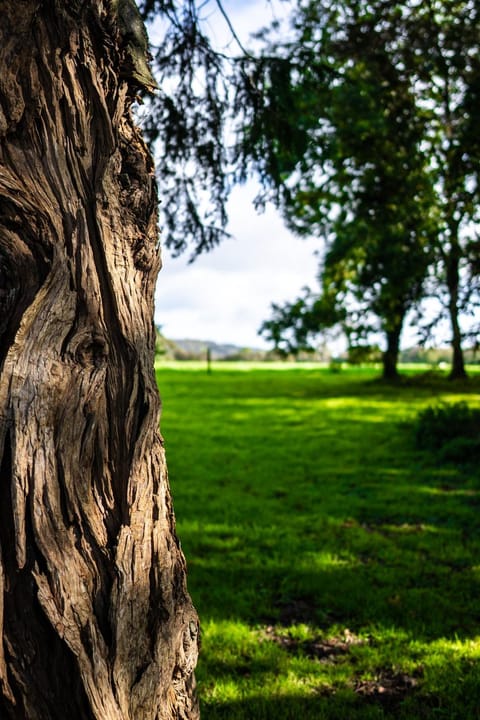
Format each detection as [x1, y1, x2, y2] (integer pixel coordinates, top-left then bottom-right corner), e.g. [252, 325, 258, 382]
[155, 363, 480, 719]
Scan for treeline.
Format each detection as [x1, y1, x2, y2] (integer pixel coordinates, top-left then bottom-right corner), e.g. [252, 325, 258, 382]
[155, 329, 480, 366]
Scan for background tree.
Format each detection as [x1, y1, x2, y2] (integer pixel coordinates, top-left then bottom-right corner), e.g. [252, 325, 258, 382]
[245, 1, 436, 379]
[234, 0, 480, 378]
[133, 0, 480, 376]
[0, 1, 198, 718]
[405, 0, 480, 378]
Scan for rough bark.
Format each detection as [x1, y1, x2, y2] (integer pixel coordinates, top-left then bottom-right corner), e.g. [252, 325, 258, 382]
[0, 2, 199, 718]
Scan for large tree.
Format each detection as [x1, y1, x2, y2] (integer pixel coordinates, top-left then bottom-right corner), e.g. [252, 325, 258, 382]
[235, 0, 480, 378]
[406, 0, 480, 378]
[0, 1, 198, 718]
[246, 1, 437, 379]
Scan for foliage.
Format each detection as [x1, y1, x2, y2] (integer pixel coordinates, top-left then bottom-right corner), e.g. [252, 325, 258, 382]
[243, 0, 438, 373]
[138, 0, 233, 258]
[157, 363, 480, 719]
[415, 401, 480, 463]
[259, 286, 344, 356]
[237, 0, 480, 376]
[407, 0, 480, 377]
[135, 0, 480, 370]
[346, 344, 382, 365]
[399, 345, 452, 365]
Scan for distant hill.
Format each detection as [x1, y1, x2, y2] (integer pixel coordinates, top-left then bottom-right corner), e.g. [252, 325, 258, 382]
[171, 338, 265, 360]
[155, 329, 266, 360]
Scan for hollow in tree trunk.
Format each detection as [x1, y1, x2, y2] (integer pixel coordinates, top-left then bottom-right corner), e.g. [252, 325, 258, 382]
[0, 2, 199, 718]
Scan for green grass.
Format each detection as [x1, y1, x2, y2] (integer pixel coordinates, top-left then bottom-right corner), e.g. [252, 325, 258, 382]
[156, 364, 480, 719]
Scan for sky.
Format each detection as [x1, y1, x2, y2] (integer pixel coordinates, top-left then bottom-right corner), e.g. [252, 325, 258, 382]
[152, 0, 320, 349]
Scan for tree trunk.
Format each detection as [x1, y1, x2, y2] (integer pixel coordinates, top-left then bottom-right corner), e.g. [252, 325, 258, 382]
[446, 253, 467, 380]
[450, 312, 466, 380]
[382, 320, 402, 382]
[0, 2, 199, 719]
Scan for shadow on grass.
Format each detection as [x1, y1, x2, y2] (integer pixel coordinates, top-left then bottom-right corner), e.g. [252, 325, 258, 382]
[182, 523, 480, 641]
[177, 440, 480, 641]
[199, 690, 480, 720]
[199, 693, 391, 720]
[158, 366, 480, 404]
[160, 367, 480, 717]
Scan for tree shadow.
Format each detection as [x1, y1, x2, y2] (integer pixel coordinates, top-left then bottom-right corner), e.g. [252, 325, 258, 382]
[158, 366, 480, 403]
[198, 685, 443, 720]
[161, 367, 480, 717]
[181, 519, 480, 641]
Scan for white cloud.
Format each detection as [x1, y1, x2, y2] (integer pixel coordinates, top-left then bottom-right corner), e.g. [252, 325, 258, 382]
[153, 1, 317, 349]
[155, 185, 320, 347]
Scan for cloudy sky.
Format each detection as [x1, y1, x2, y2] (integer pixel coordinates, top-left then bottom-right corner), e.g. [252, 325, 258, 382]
[152, 0, 320, 349]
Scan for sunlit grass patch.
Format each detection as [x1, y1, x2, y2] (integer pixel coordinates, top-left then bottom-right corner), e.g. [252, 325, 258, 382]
[198, 621, 480, 717]
[197, 620, 480, 719]
[157, 364, 480, 719]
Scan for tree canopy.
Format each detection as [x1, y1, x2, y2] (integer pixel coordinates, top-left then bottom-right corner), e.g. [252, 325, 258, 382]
[242, 0, 480, 377]
[139, 0, 234, 258]
[138, 0, 480, 375]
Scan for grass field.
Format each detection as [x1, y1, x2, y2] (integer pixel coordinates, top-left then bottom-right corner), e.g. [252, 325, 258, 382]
[155, 364, 480, 719]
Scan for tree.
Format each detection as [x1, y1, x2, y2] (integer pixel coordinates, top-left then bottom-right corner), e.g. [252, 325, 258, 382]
[235, 0, 480, 379]
[246, 1, 437, 379]
[405, 0, 480, 379]
[0, 2, 198, 718]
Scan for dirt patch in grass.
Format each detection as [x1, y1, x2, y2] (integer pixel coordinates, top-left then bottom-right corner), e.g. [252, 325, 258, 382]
[275, 598, 318, 626]
[264, 624, 421, 709]
[353, 669, 421, 710]
[264, 626, 364, 663]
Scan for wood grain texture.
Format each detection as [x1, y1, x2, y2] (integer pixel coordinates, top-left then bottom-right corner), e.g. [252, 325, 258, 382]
[0, 2, 199, 718]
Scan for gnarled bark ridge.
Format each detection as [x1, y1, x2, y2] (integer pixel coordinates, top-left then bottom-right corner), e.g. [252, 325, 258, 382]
[0, 2, 199, 718]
